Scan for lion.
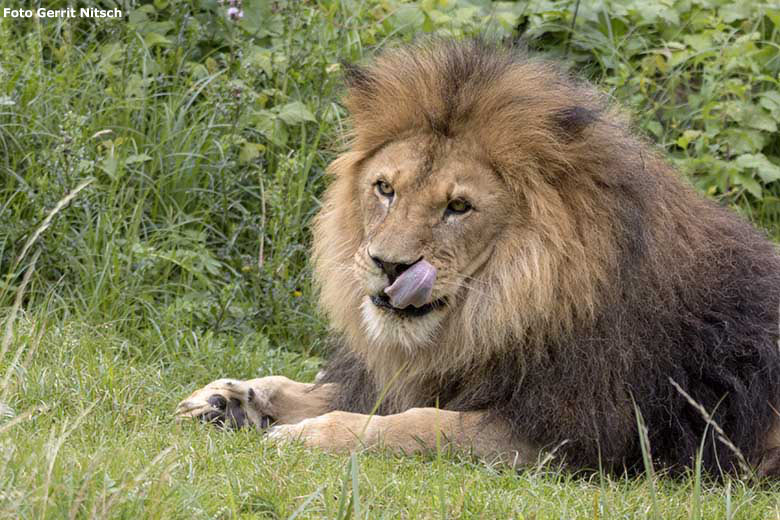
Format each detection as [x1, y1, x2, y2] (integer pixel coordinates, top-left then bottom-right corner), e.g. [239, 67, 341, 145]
[176, 39, 780, 477]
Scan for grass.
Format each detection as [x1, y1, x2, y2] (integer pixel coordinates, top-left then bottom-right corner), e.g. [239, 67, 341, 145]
[5, 314, 780, 519]
[2, 0, 780, 517]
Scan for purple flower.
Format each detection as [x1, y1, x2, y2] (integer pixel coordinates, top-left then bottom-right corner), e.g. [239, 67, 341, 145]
[227, 6, 243, 20]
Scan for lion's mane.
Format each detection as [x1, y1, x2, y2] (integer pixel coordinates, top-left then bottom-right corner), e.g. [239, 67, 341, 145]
[313, 40, 780, 475]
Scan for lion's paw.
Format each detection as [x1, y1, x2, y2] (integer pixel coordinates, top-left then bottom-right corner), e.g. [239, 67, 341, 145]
[175, 378, 274, 430]
[267, 412, 372, 452]
[266, 419, 315, 443]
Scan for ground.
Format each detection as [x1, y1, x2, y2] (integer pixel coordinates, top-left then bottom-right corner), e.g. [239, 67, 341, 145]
[2, 317, 780, 518]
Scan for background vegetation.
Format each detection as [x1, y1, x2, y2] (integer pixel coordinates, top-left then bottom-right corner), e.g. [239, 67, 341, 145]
[2, 0, 780, 517]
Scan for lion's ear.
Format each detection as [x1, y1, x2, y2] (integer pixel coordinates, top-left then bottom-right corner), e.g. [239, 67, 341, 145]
[551, 106, 599, 141]
[341, 61, 372, 93]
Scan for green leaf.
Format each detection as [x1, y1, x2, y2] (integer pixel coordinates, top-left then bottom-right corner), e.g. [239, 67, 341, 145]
[252, 110, 288, 147]
[723, 129, 766, 155]
[683, 33, 711, 52]
[645, 120, 663, 138]
[733, 173, 763, 199]
[728, 102, 778, 132]
[422, 13, 435, 32]
[767, 7, 780, 28]
[676, 130, 701, 149]
[239, 0, 274, 35]
[760, 91, 780, 109]
[99, 42, 123, 71]
[759, 91, 780, 120]
[668, 50, 691, 68]
[143, 33, 171, 48]
[125, 154, 152, 165]
[634, 4, 678, 25]
[719, 3, 752, 23]
[389, 5, 425, 31]
[453, 6, 480, 24]
[248, 46, 273, 76]
[100, 154, 121, 181]
[735, 153, 780, 184]
[276, 102, 316, 125]
[745, 111, 778, 132]
[128, 5, 154, 25]
[239, 142, 265, 163]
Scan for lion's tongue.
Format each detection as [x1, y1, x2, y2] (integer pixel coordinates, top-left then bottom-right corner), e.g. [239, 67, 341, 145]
[384, 260, 436, 309]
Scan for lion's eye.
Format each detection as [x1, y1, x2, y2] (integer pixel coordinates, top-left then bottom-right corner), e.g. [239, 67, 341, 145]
[446, 198, 472, 215]
[375, 180, 395, 198]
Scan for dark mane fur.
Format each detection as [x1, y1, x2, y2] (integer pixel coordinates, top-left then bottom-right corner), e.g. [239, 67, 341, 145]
[318, 39, 780, 477]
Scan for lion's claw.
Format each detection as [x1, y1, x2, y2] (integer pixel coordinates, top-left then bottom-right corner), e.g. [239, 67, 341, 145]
[176, 378, 275, 430]
[197, 395, 248, 429]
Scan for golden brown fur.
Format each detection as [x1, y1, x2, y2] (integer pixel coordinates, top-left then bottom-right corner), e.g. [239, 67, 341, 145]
[314, 81, 617, 414]
[178, 39, 780, 477]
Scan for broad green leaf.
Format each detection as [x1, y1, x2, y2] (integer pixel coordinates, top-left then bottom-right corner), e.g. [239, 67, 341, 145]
[186, 62, 208, 81]
[239, 0, 274, 35]
[728, 102, 778, 132]
[668, 50, 691, 68]
[745, 111, 778, 132]
[389, 5, 425, 30]
[723, 129, 766, 155]
[645, 120, 663, 138]
[676, 130, 701, 149]
[453, 6, 480, 24]
[239, 142, 265, 163]
[128, 4, 154, 25]
[767, 7, 780, 28]
[248, 46, 273, 77]
[422, 12, 435, 32]
[253, 110, 288, 147]
[759, 92, 780, 119]
[99, 42, 123, 69]
[733, 172, 763, 199]
[683, 33, 711, 52]
[143, 32, 171, 48]
[495, 11, 520, 29]
[760, 91, 780, 109]
[719, 3, 753, 23]
[125, 154, 152, 165]
[100, 154, 121, 181]
[277, 102, 316, 125]
[634, 4, 678, 25]
[735, 154, 780, 183]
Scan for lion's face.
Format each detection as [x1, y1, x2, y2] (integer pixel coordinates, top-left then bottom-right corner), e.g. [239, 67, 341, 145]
[352, 137, 511, 350]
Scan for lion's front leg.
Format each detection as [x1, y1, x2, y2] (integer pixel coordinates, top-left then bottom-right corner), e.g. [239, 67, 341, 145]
[268, 408, 537, 465]
[175, 376, 336, 429]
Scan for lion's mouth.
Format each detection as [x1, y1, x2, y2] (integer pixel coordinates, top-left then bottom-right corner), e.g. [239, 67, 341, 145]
[370, 293, 446, 317]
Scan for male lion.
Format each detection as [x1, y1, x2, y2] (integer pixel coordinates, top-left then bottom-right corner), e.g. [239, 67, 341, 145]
[177, 40, 780, 476]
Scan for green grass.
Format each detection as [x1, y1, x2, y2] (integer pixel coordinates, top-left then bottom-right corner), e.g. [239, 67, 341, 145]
[5, 314, 780, 519]
[2, 0, 780, 517]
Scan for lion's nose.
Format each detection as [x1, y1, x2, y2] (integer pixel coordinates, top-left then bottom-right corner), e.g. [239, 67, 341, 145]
[369, 253, 421, 283]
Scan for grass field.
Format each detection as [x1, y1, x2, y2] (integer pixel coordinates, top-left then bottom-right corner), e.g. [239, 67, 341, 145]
[2, 0, 780, 518]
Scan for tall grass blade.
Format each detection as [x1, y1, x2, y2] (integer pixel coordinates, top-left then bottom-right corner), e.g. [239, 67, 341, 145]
[633, 399, 659, 520]
[669, 378, 751, 477]
[335, 456, 352, 520]
[724, 479, 733, 520]
[351, 452, 361, 519]
[287, 485, 325, 520]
